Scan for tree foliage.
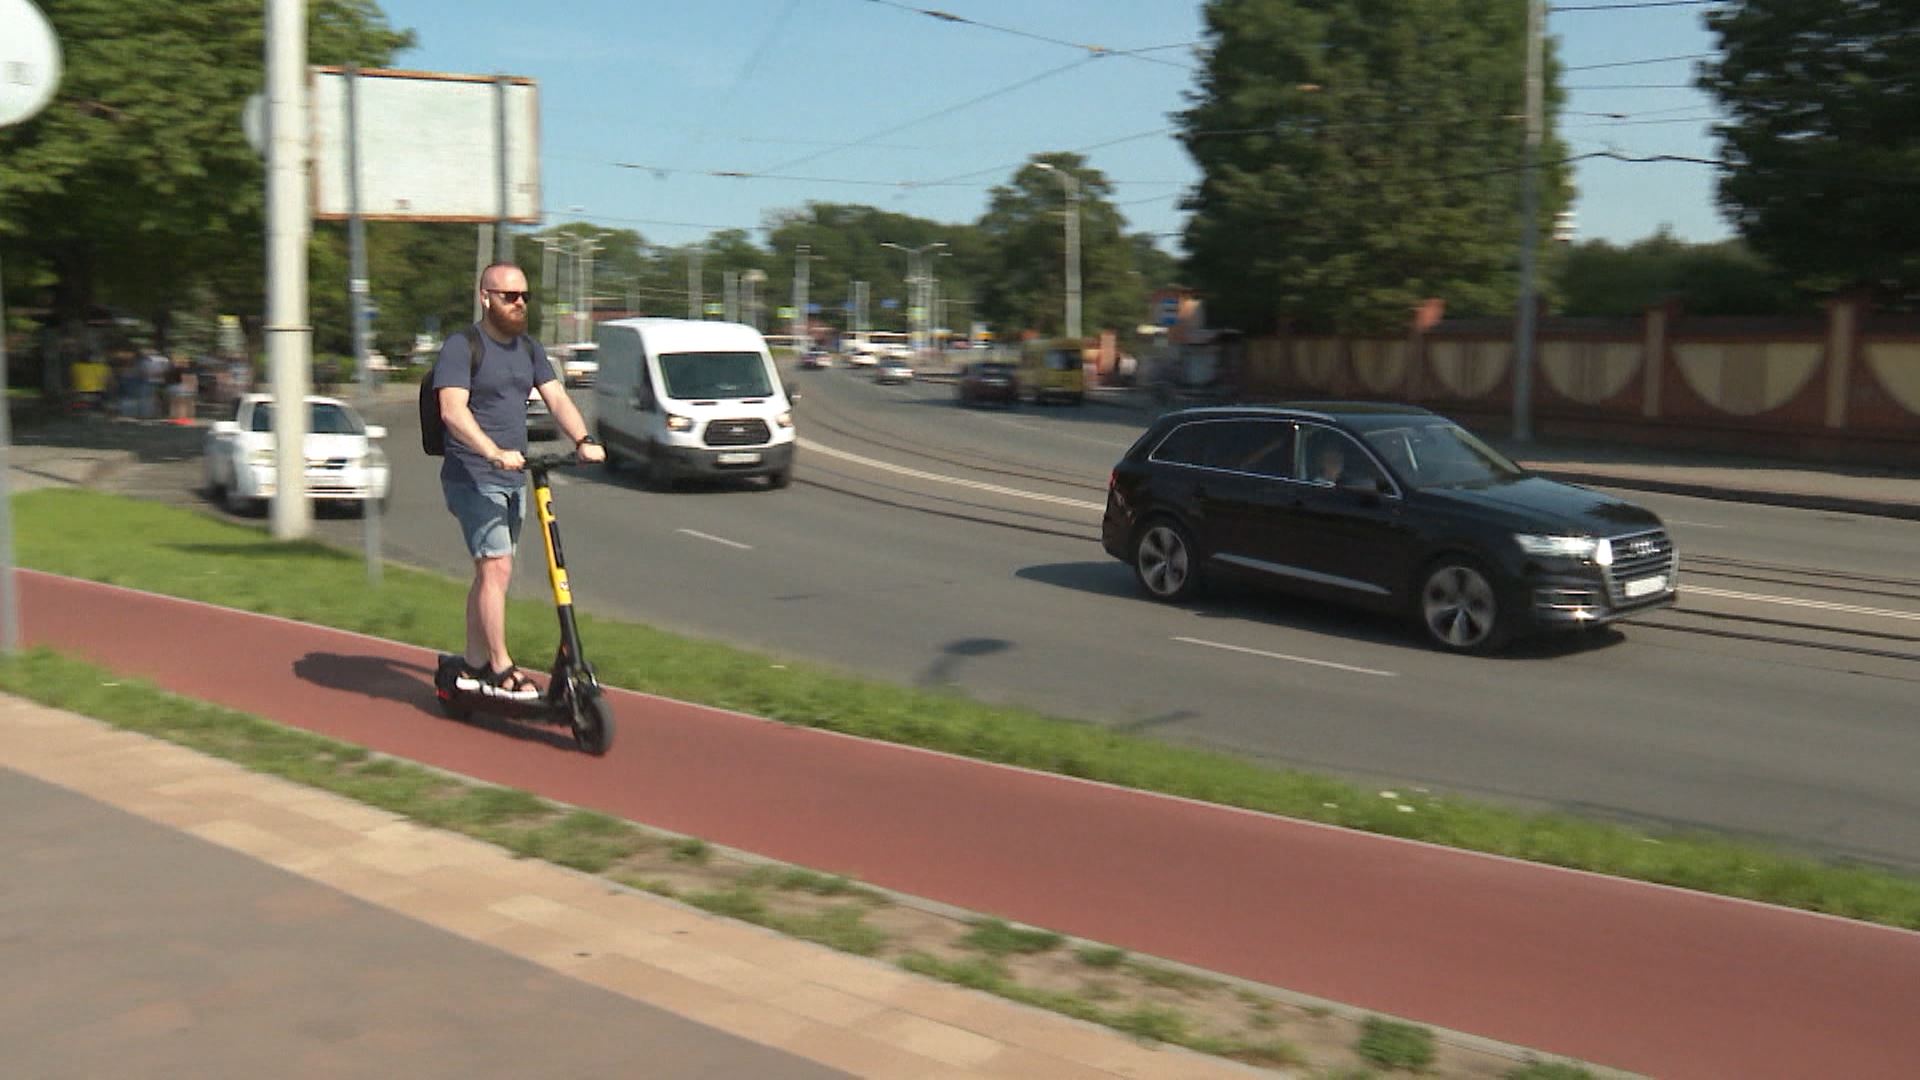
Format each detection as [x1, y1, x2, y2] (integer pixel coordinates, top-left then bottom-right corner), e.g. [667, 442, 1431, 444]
[1554, 232, 1805, 317]
[765, 202, 982, 334]
[976, 153, 1156, 338]
[1177, 0, 1570, 334]
[0, 0, 413, 341]
[1699, 0, 1920, 300]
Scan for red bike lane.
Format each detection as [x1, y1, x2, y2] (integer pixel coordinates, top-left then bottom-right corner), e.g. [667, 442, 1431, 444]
[21, 569, 1920, 1078]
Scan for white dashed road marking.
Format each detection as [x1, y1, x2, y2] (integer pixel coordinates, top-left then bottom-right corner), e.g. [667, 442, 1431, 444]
[676, 528, 753, 551]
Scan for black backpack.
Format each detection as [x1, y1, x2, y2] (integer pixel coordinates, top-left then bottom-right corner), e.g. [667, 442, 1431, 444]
[421, 325, 523, 455]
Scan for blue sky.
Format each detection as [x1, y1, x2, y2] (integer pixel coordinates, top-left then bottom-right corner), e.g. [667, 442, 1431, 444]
[375, 0, 1731, 252]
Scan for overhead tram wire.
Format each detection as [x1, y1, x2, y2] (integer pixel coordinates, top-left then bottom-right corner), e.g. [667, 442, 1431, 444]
[754, 55, 1099, 176]
[1549, 1, 1722, 11]
[857, 0, 1198, 71]
[1565, 53, 1712, 71]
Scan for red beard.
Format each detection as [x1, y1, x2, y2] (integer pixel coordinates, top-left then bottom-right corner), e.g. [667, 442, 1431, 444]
[487, 305, 528, 337]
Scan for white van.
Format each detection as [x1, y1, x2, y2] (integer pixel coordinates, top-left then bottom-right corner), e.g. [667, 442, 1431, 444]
[592, 318, 797, 490]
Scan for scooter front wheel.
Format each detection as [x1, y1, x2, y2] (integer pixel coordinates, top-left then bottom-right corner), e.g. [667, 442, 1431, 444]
[568, 680, 614, 756]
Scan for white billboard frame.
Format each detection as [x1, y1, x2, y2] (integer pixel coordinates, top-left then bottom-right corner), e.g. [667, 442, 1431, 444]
[308, 66, 540, 223]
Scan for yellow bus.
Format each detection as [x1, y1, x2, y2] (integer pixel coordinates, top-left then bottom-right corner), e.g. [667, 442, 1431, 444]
[1018, 338, 1085, 405]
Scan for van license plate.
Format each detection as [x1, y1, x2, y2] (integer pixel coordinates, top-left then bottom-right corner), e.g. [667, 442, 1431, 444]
[716, 452, 761, 466]
[1624, 574, 1667, 598]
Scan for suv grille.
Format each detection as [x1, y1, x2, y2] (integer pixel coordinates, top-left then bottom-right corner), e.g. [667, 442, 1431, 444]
[1604, 529, 1677, 605]
[703, 418, 770, 447]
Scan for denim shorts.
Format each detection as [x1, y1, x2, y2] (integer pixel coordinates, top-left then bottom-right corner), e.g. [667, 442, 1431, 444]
[443, 478, 526, 559]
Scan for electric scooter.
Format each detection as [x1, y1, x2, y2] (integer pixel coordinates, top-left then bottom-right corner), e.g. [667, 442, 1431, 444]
[434, 452, 614, 755]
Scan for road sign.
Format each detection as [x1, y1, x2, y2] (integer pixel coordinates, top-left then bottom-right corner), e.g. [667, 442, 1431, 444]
[704, 301, 724, 317]
[776, 306, 795, 319]
[1155, 295, 1180, 327]
[0, 0, 62, 128]
[880, 298, 899, 310]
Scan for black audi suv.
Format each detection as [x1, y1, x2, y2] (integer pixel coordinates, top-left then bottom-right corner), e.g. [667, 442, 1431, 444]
[1100, 404, 1679, 653]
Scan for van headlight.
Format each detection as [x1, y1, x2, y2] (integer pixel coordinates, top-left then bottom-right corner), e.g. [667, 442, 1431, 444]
[247, 448, 274, 468]
[775, 410, 792, 429]
[1515, 533, 1613, 567]
[665, 413, 693, 432]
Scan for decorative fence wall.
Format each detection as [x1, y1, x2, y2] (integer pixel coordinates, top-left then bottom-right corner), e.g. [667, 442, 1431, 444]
[1237, 299, 1920, 467]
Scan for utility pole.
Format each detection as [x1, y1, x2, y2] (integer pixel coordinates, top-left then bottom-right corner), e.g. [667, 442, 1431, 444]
[792, 244, 815, 350]
[1511, 0, 1545, 442]
[266, 0, 311, 540]
[345, 66, 380, 583]
[688, 247, 703, 319]
[1034, 162, 1081, 341]
[578, 235, 597, 342]
[538, 237, 556, 343]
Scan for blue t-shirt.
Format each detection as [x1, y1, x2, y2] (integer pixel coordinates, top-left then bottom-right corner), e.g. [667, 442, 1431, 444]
[433, 325, 558, 490]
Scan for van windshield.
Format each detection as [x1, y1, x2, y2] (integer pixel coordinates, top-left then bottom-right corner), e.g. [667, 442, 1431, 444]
[657, 351, 774, 400]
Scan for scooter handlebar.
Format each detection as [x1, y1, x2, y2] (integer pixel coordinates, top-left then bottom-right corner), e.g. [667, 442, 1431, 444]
[522, 451, 591, 472]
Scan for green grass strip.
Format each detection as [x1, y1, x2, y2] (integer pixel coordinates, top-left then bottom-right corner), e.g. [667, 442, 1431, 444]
[14, 488, 1920, 929]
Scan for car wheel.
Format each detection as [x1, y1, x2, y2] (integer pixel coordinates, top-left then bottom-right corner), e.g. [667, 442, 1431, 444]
[1416, 556, 1511, 654]
[1133, 517, 1201, 602]
[645, 447, 676, 493]
[224, 481, 259, 517]
[766, 467, 792, 490]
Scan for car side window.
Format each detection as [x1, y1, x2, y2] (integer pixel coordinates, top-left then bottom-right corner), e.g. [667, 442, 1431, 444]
[1227, 420, 1295, 478]
[1150, 421, 1225, 467]
[1299, 426, 1387, 491]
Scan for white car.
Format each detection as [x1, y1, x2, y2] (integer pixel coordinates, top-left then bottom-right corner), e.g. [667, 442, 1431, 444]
[558, 342, 599, 387]
[204, 393, 390, 516]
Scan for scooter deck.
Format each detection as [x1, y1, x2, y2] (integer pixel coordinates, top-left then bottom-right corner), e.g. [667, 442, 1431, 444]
[433, 654, 567, 724]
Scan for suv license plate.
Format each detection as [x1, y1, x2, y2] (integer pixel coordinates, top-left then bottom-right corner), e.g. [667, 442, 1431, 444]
[1624, 574, 1667, 599]
[716, 452, 761, 465]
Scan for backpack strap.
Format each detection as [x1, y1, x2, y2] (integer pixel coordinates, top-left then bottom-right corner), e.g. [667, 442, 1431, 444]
[460, 324, 485, 379]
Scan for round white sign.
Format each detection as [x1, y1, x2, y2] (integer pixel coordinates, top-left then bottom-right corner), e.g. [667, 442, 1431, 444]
[0, 0, 62, 127]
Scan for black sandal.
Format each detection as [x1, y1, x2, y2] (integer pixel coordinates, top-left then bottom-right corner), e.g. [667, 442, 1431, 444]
[482, 664, 541, 701]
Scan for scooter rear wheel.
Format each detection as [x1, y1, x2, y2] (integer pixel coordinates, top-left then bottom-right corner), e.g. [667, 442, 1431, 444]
[568, 680, 614, 756]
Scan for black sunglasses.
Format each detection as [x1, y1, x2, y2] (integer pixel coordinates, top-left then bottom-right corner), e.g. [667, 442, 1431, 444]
[485, 289, 530, 303]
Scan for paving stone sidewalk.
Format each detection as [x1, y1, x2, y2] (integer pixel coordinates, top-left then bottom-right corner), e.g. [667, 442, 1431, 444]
[1, 696, 1264, 1079]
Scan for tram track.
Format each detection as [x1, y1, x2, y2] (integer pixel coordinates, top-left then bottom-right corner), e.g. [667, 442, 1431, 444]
[797, 381, 1114, 493]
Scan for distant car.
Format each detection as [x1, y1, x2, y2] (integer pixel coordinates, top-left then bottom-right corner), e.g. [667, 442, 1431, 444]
[526, 385, 556, 440]
[956, 361, 1018, 407]
[799, 348, 833, 370]
[874, 357, 915, 384]
[559, 342, 599, 387]
[203, 393, 389, 516]
[1101, 403, 1679, 654]
[842, 347, 878, 368]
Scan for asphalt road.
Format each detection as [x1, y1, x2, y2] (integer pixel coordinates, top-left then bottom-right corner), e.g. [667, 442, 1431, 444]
[116, 369, 1920, 870]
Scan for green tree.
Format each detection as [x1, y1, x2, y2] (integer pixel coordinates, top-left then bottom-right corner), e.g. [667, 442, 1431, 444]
[0, 0, 413, 343]
[976, 154, 1146, 338]
[1699, 0, 1920, 301]
[767, 203, 985, 334]
[1555, 231, 1804, 318]
[1177, 0, 1569, 334]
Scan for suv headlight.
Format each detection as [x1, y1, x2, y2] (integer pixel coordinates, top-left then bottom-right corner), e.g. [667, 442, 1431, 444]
[775, 410, 793, 429]
[665, 413, 693, 432]
[1515, 533, 1613, 567]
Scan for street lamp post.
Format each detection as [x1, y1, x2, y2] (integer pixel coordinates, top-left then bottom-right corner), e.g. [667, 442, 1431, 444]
[1034, 163, 1081, 342]
[881, 241, 946, 359]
